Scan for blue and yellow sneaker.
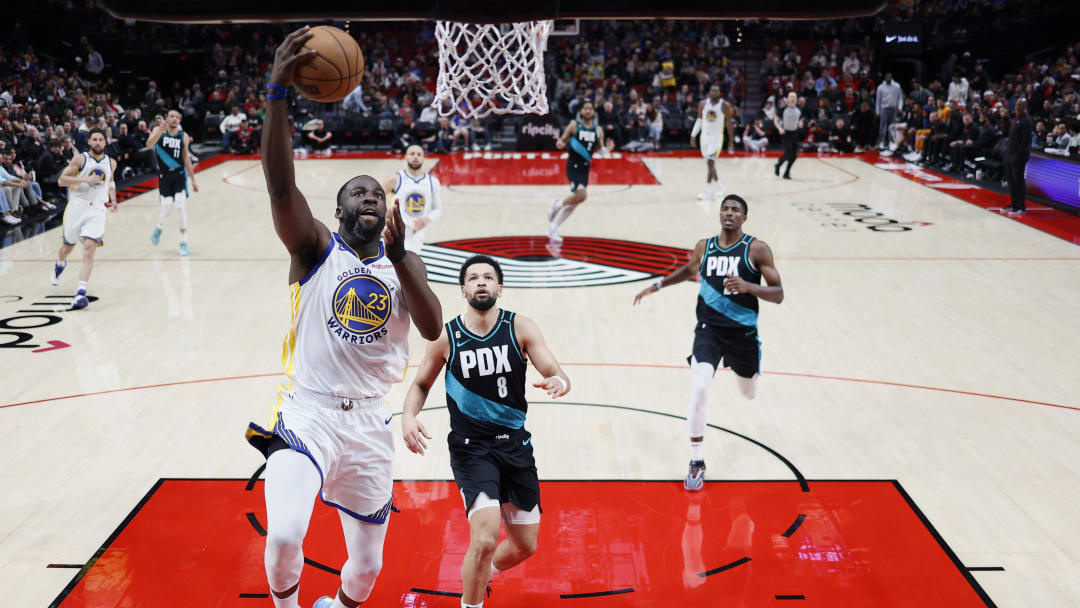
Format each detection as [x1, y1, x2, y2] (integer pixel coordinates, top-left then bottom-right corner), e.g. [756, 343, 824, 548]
[684, 460, 706, 492]
[71, 289, 89, 310]
[179, 242, 190, 257]
[151, 225, 162, 246]
[312, 596, 334, 608]
[50, 261, 66, 286]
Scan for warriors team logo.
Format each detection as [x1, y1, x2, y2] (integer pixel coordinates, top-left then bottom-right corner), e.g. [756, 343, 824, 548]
[404, 192, 426, 216]
[331, 274, 391, 335]
[705, 110, 718, 121]
[421, 236, 692, 289]
[87, 168, 107, 187]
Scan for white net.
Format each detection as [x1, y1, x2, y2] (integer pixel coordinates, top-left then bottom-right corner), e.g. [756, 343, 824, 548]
[433, 20, 553, 119]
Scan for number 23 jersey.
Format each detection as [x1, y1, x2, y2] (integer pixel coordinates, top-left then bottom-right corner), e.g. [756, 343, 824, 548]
[285, 234, 411, 398]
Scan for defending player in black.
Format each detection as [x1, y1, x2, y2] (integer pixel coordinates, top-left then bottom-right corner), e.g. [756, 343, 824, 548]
[401, 255, 571, 608]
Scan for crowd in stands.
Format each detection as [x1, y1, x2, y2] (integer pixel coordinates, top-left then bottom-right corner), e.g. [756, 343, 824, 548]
[1, 2, 1079, 227]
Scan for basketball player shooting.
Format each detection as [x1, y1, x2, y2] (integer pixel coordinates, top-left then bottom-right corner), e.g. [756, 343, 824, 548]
[381, 144, 443, 254]
[633, 194, 783, 491]
[244, 26, 443, 608]
[146, 109, 198, 256]
[401, 255, 570, 608]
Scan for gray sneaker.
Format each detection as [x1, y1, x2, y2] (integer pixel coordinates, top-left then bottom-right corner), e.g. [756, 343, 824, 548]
[684, 460, 706, 491]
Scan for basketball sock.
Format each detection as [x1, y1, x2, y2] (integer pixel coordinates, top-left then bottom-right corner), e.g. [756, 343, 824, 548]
[736, 374, 759, 400]
[690, 441, 704, 462]
[688, 358, 714, 439]
[462, 601, 483, 608]
[270, 587, 300, 608]
[551, 204, 576, 231]
[180, 230, 188, 245]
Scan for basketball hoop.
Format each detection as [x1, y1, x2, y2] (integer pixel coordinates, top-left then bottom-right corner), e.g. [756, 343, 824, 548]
[433, 20, 553, 119]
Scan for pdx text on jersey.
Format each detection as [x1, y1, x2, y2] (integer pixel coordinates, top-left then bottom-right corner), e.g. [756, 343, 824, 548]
[458, 345, 513, 398]
[706, 255, 742, 295]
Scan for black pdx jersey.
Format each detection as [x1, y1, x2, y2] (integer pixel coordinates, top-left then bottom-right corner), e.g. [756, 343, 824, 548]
[445, 309, 529, 435]
[156, 127, 185, 176]
[696, 234, 762, 329]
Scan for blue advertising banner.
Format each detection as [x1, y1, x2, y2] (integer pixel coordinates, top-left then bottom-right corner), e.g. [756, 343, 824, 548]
[1026, 153, 1080, 212]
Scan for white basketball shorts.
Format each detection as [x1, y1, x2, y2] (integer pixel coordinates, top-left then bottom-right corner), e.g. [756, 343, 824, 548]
[273, 387, 395, 522]
[62, 200, 107, 245]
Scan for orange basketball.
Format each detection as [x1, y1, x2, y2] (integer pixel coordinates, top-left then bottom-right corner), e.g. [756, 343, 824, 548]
[293, 26, 364, 103]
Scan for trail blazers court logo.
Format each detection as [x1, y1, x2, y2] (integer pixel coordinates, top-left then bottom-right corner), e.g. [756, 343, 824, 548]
[421, 236, 691, 288]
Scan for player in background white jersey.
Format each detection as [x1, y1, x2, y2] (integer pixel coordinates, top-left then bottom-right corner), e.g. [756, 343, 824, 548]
[244, 28, 443, 608]
[690, 85, 735, 201]
[381, 144, 443, 254]
[50, 128, 117, 309]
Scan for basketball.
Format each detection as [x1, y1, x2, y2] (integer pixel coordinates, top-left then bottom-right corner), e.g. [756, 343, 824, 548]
[293, 25, 364, 103]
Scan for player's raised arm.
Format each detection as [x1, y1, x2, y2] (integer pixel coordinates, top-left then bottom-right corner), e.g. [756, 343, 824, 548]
[145, 116, 166, 148]
[726, 240, 784, 304]
[514, 315, 570, 398]
[633, 238, 707, 305]
[383, 202, 443, 339]
[400, 329, 450, 455]
[262, 27, 328, 273]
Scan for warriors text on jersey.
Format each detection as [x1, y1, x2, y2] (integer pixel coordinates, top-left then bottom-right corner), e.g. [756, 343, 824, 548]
[445, 309, 529, 436]
[280, 235, 411, 400]
[697, 234, 762, 328]
[569, 120, 599, 166]
[156, 127, 186, 177]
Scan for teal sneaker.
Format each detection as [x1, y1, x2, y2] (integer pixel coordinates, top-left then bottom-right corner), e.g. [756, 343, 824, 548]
[684, 460, 706, 492]
[151, 225, 162, 246]
[179, 242, 190, 257]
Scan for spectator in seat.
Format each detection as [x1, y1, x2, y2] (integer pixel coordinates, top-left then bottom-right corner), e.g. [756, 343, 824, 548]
[219, 105, 247, 149]
[36, 138, 66, 200]
[947, 72, 970, 108]
[828, 117, 854, 152]
[743, 118, 769, 152]
[945, 113, 981, 171]
[423, 116, 453, 154]
[392, 114, 419, 153]
[306, 119, 332, 154]
[230, 119, 256, 154]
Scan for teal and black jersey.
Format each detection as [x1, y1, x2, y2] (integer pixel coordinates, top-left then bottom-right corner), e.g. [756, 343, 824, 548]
[156, 127, 186, 177]
[446, 309, 529, 436]
[568, 120, 599, 166]
[696, 234, 762, 329]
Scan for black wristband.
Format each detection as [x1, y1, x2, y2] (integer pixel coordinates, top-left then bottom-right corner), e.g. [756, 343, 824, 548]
[387, 247, 406, 264]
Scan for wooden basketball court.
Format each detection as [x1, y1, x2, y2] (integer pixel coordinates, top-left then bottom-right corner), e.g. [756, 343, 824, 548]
[2, 150, 1078, 606]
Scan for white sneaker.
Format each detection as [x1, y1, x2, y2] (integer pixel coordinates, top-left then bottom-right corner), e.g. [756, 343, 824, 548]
[696, 190, 710, 200]
[547, 199, 561, 223]
[548, 226, 563, 243]
[50, 261, 66, 286]
[2, 214, 19, 225]
[713, 184, 724, 199]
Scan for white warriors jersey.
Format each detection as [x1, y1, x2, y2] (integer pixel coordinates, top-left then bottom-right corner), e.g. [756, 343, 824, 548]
[701, 98, 727, 144]
[69, 152, 113, 206]
[393, 169, 442, 229]
[281, 234, 411, 399]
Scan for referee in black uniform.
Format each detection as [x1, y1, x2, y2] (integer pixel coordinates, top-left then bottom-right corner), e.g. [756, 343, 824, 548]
[774, 91, 803, 180]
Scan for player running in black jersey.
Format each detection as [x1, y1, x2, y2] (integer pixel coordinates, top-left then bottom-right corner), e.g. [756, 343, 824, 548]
[402, 255, 570, 608]
[547, 101, 604, 243]
[146, 109, 198, 256]
[633, 194, 784, 491]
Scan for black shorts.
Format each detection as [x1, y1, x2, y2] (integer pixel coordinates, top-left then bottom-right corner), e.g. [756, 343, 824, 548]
[688, 322, 761, 378]
[566, 160, 590, 192]
[448, 428, 541, 515]
[159, 171, 187, 199]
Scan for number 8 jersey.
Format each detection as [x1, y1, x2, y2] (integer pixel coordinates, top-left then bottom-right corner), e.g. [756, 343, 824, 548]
[696, 234, 762, 329]
[445, 309, 530, 436]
